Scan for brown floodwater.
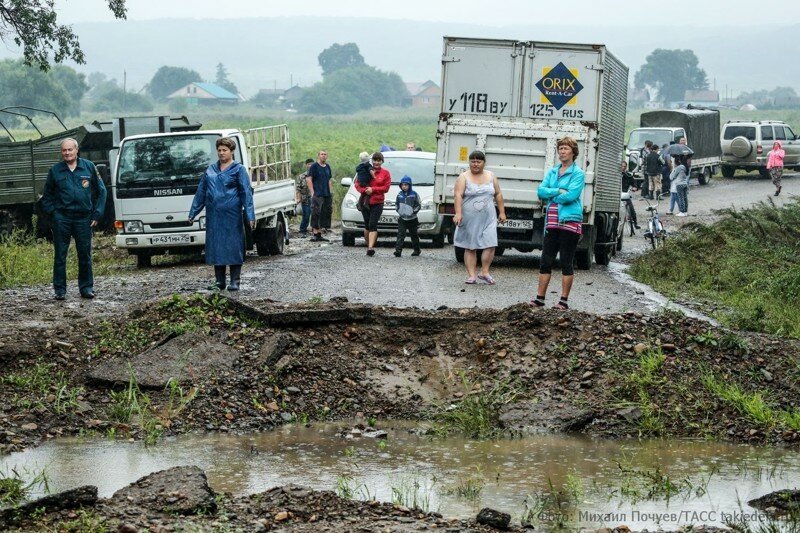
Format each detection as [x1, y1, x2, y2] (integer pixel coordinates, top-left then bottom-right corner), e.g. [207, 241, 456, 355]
[2, 422, 797, 529]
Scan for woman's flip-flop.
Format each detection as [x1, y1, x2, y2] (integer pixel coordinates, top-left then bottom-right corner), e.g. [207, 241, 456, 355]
[477, 274, 496, 285]
[465, 277, 477, 284]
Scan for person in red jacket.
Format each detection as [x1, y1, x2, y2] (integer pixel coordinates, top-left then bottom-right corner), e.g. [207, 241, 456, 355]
[354, 151, 392, 256]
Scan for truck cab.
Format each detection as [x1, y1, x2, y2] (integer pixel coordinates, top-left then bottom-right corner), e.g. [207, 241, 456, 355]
[625, 127, 685, 181]
[113, 124, 295, 267]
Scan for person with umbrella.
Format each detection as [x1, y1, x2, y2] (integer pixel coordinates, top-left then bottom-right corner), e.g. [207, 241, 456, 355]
[669, 154, 690, 217]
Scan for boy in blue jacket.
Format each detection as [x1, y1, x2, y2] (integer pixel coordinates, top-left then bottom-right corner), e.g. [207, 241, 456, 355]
[394, 175, 421, 257]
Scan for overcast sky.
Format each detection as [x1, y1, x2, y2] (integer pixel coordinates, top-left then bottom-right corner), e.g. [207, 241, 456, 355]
[60, 0, 799, 26]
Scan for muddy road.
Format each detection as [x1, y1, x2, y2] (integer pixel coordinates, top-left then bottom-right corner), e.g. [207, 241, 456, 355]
[0, 172, 793, 328]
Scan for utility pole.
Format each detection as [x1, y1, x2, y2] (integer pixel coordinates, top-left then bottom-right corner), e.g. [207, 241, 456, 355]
[123, 70, 127, 111]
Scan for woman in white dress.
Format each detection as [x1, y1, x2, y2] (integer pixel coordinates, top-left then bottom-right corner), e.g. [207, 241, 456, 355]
[453, 151, 507, 284]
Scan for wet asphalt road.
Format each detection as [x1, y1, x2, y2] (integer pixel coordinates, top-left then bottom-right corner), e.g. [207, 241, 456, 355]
[2, 171, 794, 322]
[237, 171, 794, 314]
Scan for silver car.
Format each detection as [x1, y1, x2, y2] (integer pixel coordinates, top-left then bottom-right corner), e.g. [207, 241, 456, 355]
[340, 151, 448, 247]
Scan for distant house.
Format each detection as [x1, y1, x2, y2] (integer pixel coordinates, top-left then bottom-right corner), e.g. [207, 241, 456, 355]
[282, 86, 305, 106]
[679, 90, 720, 107]
[168, 82, 239, 106]
[404, 80, 441, 108]
[773, 96, 800, 108]
[253, 88, 284, 106]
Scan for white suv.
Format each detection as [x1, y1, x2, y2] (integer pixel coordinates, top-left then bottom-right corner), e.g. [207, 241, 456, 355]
[721, 120, 799, 178]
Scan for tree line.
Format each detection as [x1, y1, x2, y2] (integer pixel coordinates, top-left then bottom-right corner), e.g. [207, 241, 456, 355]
[0, 2, 792, 117]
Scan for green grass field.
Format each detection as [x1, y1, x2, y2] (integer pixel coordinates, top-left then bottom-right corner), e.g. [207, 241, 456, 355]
[629, 199, 800, 339]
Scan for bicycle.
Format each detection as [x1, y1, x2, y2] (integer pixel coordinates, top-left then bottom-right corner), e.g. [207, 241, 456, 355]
[642, 196, 667, 249]
[621, 189, 639, 237]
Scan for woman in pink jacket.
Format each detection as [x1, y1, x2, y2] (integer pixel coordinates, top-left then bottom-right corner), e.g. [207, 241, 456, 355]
[766, 140, 784, 196]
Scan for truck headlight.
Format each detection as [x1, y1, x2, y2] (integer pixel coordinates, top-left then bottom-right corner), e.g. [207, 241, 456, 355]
[344, 195, 358, 209]
[124, 220, 144, 233]
[199, 216, 206, 229]
[421, 198, 435, 210]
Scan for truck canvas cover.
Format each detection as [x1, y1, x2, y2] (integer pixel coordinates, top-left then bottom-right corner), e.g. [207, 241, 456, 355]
[640, 107, 721, 159]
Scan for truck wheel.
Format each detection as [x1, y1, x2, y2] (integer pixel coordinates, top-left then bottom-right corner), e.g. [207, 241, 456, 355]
[136, 253, 152, 268]
[431, 233, 445, 248]
[267, 217, 285, 255]
[342, 233, 356, 246]
[698, 167, 711, 185]
[575, 227, 594, 270]
[758, 168, 771, 179]
[447, 230, 454, 244]
[495, 246, 505, 256]
[721, 165, 735, 178]
[575, 247, 592, 270]
[594, 245, 611, 266]
[454, 246, 465, 263]
[616, 230, 624, 252]
[255, 229, 270, 256]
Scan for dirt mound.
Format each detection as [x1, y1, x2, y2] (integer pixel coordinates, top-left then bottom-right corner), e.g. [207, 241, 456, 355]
[87, 332, 240, 389]
[1, 295, 799, 457]
[8, 468, 512, 532]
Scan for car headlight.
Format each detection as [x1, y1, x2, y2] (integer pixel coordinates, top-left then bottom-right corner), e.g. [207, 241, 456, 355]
[199, 216, 206, 229]
[421, 198, 435, 210]
[124, 220, 144, 233]
[344, 194, 358, 209]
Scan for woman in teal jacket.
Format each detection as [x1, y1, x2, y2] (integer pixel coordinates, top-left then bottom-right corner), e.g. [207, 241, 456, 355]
[531, 137, 585, 310]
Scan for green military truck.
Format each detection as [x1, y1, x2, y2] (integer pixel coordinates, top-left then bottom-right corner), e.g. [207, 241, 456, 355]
[0, 108, 201, 236]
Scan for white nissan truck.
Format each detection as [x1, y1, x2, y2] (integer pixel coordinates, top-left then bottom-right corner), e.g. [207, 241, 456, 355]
[112, 124, 295, 267]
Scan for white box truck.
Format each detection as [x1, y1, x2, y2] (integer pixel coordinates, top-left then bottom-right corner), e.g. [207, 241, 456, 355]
[113, 124, 295, 267]
[434, 37, 629, 268]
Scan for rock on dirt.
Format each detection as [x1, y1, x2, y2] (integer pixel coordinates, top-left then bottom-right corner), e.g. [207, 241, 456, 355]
[0, 485, 97, 529]
[108, 465, 217, 515]
[87, 332, 240, 389]
[748, 489, 800, 516]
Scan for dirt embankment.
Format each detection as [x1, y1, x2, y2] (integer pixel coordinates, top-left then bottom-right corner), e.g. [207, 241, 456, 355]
[2, 465, 520, 532]
[2, 294, 799, 456]
[2, 295, 799, 530]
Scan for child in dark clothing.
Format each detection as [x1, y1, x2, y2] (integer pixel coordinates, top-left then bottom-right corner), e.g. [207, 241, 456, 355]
[394, 175, 421, 257]
[355, 151, 374, 187]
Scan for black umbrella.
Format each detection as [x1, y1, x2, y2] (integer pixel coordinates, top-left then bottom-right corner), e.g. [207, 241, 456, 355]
[665, 143, 694, 157]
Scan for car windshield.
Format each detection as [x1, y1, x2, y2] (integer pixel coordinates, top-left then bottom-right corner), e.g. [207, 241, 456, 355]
[382, 157, 435, 186]
[117, 134, 227, 187]
[627, 129, 673, 151]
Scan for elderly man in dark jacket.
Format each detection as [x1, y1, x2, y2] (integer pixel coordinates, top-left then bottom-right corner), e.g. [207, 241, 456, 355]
[40, 138, 107, 300]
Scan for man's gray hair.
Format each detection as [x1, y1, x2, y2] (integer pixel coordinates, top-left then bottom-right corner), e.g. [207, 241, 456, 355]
[60, 137, 79, 149]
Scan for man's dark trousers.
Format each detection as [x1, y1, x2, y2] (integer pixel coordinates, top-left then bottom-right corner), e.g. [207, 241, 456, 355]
[52, 212, 93, 295]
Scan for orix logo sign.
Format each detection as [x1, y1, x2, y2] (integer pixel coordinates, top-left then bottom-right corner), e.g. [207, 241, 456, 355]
[534, 62, 583, 110]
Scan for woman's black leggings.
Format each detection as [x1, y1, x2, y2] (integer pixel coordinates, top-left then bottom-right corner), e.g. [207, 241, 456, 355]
[361, 204, 384, 231]
[539, 229, 581, 276]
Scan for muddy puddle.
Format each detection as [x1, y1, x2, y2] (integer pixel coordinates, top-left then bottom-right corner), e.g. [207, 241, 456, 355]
[2, 421, 797, 529]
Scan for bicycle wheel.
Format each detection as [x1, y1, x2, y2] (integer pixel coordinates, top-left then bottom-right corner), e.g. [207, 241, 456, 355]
[625, 203, 636, 236]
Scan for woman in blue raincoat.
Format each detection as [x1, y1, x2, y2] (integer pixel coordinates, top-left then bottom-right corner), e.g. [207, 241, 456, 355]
[189, 137, 255, 290]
